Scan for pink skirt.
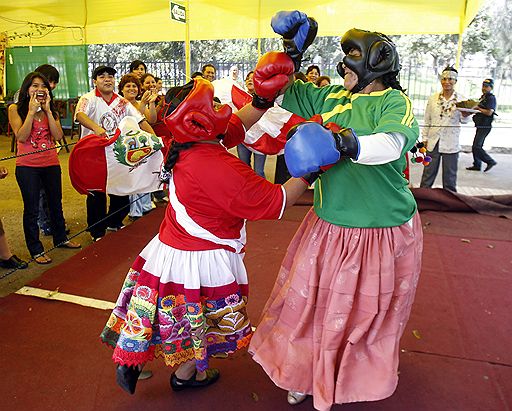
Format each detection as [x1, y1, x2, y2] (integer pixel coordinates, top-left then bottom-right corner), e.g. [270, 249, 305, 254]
[249, 209, 423, 411]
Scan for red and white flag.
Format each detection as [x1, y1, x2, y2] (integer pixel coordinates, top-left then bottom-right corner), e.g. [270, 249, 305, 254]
[212, 79, 305, 155]
[213, 78, 252, 110]
[69, 117, 164, 195]
[244, 106, 305, 155]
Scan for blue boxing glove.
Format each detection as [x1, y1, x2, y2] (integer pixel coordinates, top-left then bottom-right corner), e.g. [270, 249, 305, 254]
[271, 11, 318, 72]
[284, 122, 360, 178]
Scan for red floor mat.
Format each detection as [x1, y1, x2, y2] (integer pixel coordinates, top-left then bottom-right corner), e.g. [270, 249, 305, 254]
[402, 232, 512, 364]
[1, 294, 510, 411]
[28, 207, 166, 302]
[1, 206, 511, 410]
[420, 211, 512, 241]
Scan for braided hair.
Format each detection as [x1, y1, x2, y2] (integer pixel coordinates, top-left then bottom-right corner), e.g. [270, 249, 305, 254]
[381, 71, 406, 93]
[162, 141, 195, 175]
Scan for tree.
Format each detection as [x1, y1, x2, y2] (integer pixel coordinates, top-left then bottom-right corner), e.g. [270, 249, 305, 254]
[489, 0, 512, 79]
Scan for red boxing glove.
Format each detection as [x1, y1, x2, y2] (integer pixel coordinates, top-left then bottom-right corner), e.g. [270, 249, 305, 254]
[252, 51, 294, 109]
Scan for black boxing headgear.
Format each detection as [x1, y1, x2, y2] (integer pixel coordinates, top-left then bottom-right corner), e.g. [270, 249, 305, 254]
[337, 28, 400, 93]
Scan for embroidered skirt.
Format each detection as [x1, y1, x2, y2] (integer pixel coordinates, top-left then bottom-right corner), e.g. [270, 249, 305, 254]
[101, 235, 252, 371]
[249, 210, 423, 411]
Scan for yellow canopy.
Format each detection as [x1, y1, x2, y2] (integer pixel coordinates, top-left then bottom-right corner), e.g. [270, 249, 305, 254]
[2, 0, 486, 47]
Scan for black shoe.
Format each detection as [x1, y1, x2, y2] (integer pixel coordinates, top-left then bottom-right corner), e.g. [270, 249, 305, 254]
[466, 166, 481, 171]
[484, 162, 497, 172]
[170, 368, 220, 392]
[116, 365, 141, 395]
[0, 255, 28, 269]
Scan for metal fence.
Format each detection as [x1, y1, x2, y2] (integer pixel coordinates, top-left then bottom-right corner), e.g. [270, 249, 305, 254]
[89, 59, 512, 118]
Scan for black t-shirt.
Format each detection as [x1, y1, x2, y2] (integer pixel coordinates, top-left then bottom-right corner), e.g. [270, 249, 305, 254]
[473, 92, 496, 127]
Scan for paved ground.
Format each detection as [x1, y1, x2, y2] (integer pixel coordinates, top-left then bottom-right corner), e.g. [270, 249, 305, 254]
[258, 122, 512, 196]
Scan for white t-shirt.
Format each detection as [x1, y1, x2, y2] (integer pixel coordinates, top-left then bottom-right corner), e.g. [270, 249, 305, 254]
[75, 88, 144, 139]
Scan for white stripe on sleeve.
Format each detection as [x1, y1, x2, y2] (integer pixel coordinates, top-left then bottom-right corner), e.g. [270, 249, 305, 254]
[352, 132, 406, 165]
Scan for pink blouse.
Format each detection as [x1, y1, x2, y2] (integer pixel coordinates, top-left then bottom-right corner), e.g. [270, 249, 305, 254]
[16, 113, 60, 167]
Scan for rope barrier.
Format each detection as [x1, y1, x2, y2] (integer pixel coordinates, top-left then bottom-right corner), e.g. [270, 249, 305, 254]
[0, 192, 161, 280]
[0, 133, 167, 280]
[0, 141, 78, 162]
[0, 120, 509, 278]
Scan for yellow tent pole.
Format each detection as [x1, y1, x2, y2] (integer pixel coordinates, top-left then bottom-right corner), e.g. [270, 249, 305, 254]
[185, 0, 191, 80]
[257, 0, 262, 58]
[83, 0, 89, 45]
[455, 0, 469, 69]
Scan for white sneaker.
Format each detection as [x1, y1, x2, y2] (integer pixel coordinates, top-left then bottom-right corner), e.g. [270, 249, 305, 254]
[138, 370, 153, 380]
[287, 391, 307, 405]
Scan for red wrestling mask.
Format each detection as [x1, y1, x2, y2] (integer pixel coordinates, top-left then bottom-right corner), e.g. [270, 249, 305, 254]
[164, 77, 232, 143]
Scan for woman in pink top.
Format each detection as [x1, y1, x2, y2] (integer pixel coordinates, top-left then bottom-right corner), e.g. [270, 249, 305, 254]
[8, 72, 80, 264]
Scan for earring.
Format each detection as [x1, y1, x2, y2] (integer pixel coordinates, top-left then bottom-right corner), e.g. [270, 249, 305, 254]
[410, 142, 432, 166]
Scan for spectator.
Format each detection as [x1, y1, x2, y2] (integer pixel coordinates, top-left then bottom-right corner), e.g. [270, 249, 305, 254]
[117, 74, 157, 220]
[8, 72, 80, 264]
[466, 78, 497, 172]
[129, 60, 147, 80]
[140, 73, 169, 204]
[228, 65, 244, 88]
[75, 65, 155, 241]
[420, 67, 470, 192]
[118, 74, 142, 107]
[305, 64, 320, 83]
[139, 73, 159, 124]
[13, 64, 66, 237]
[33, 64, 69, 237]
[294, 72, 307, 82]
[201, 64, 216, 82]
[316, 75, 331, 87]
[245, 70, 255, 95]
[155, 77, 164, 95]
[237, 70, 267, 178]
[13, 64, 59, 104]
[0, 166, 28, 270]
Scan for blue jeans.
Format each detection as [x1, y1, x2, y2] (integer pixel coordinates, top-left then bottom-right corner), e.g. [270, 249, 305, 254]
[15, 166, 68, 256]
[37, 188, 51, 233]
[472, 126, 495, 168]
[237, 144, 267, 178]
[129, 193, 153, 217]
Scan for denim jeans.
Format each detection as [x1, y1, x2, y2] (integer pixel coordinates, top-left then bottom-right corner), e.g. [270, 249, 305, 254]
[129, 193, 153, 217]
[15, 165, 67, 256]
[37, 188, 51, 233]
[471, 126, 495, 168]
[237, 144, 267, 178]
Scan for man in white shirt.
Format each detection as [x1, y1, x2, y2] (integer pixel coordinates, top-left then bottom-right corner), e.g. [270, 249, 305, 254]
[75, 65, 155, 240]
[420, 67, 470, 192]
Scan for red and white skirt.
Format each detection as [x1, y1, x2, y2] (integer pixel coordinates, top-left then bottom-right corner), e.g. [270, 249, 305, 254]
[101, 235, 252, 371]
